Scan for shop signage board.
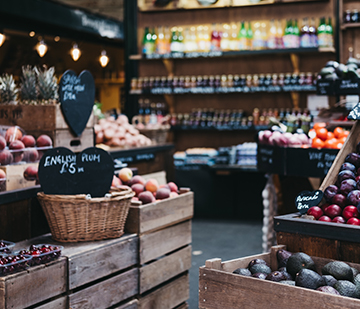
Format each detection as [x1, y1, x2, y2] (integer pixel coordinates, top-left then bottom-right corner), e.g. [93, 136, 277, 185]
[59, 70, 95, 137]
[295, 190, 324, 214]
[256, 144, 286, 175]
[38, 147, 114, 197]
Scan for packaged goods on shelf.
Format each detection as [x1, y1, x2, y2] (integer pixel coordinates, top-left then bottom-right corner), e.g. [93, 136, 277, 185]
[236, 143, 257, 167]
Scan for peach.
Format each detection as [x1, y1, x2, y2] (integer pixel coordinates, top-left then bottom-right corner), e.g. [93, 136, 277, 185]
[167, 182, 178, 193]
[0, 169, 6, 185]
[21, 135, 36, 147]
[36, 135, 53, 147]
[138, 191, 156, 205]
[0, 136, 6, 150]
[131, 183, 145, 197]
[145, 178, 159, 193]
[128, 175, 146, 186]
[159, 184, 171, 190]
[5, 126, 22, 144]
[111, 175, 122, 187]
[23, 165, 38, 181]
[0, 150, 13, 165]
[23, 148, 39, 162]
[9, 140, 25, 163]
[170, 192, 179, 198]
[118, 167, 133, 183]
[155, 187, 171, 200]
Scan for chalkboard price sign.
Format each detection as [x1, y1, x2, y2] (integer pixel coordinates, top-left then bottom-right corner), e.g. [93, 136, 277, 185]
[59, 70, 95, 137]
[348, 102, 360, 120]
[295, 190, 323, 214]
[38, 147, 114, 198]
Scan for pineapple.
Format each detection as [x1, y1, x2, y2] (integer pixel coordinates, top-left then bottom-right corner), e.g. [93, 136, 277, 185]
[35, 65, 58, 103]
[20, 65, 38, 104]
[0, 74, 19, 105]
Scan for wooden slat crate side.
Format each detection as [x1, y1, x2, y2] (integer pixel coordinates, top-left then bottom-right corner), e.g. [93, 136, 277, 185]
[138, 273, 189, 309]
[0, 163, 37, 191]
[34, 296, 68, 309]
[140, 220, 192, 264]
[1, 257, 67, 309]
[125, 192, 194, 235]
[66, 235, 138, 290]
[140, 245, 192, 294]
[54, 128, 94, 152]
[69, 268, 138, 309]
[54, 104, 95, 130]
[175, 302, 189, 309]
[114, 299, 139, 309]
[142, 171, 167, 185]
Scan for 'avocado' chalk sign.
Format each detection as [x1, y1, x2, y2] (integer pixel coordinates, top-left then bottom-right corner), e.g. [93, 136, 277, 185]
[59, 70, 95, 136]
[295, 190, 324, 215]
[38, 147, 114, 197]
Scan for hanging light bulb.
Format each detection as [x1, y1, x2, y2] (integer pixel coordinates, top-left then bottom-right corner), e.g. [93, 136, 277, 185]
[71, 43, 81, 61]
[36, 40, 48, 57]
[0, 29, 5, 47]
[99, 50, 109, 67]
[29, 31, 35, 37]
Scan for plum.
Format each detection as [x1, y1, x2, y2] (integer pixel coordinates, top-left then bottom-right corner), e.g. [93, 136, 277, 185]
[307, 206, 323, 220]
[337, 170, 355, 184]
[331, 194, 347, 208]
[347, 190, 360, 206]
[342, 205, 359, 220]
[138, 191, 155, 205]
[340, 162, 356, 174]
[332, 216, 346, 224]
[324, 185, 338, 203]
[131, 183, 145, 197]
[345, 153, 360, 168]
[155, 187, 171, 200]
[356, 141, 360, 154]
[324, 204, 342, 219]
[339, 179, 357, 196]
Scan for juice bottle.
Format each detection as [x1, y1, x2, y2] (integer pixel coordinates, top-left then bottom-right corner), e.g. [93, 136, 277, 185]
[293, 19, 300, 48]
[326, 17, 333, 48]
[156, 26, 167, 54]
[261, 22, 268, 49]
[197, 25, 205, 51]
[252, 22, 263, 50]
[211, 23, 221, 51]
[151, 28, 157, 53]
[142, 27, 153, 55]
[220, 24, 231, 51]
[317, 17, 327, 47]
[276, 20, 284, 49]
[170, 28, 180, 52]
[164, 26, 171, 53]
[247, 21, 253, 50]
[300, 18, 310, 48]
[177, 28, 185, 52]
[309, 18, 318, 47]
[190, 26, 198, 52]
[238, 21, 248, 50]
[229, 23, 238, 51]
[267, 20, 277, 49]
[203, 26, 211, 52]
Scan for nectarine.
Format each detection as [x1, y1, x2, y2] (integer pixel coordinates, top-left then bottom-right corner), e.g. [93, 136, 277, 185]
[145, 179, 159, 193]
[9, 140, 25, 163]
[0, 169, 6, 185]
[138, 191, 156, 204]
[155, 187, 170, 200]
[0, 136, 6, 151]
[131, 183, 145, 197]
[167, 182, 178, 193]
[23, 165, 38, 181]
[129, 175, 146, 186]
[21, 135, 36, 147]
[111, 175, 122, 187]
[118, 167, 133, 183]
[5, 126, 22, 144]
[0, 150, 13, 165]
[36, 135, 53, 147]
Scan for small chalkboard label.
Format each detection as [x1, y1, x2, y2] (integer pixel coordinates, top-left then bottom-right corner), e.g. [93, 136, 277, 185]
[38, 147, 114, 198]
[59, 70, 95, 137]
[295, 190, 323, 214]
[348, 102, 360, 120]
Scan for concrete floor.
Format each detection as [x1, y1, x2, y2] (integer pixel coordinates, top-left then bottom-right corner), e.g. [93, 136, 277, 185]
[188, 219, 263, 309]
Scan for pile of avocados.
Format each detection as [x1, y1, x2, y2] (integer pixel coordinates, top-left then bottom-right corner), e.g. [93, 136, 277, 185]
[233, 249, 360, 299]
[319, 59, 360, 81]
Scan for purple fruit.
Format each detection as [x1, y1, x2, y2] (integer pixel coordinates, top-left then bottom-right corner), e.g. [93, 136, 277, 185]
[347, 190, 360, 206]
[338, 170, 355, 184]
[317, 286, 340, 295]
[340, 179, 357, 196]
[331, 194, 347, 208]
[340, 162, 356, 174]
[324, 185, 339, 203]
[356, 141, 360, 154]
[345, 153, 360, 168]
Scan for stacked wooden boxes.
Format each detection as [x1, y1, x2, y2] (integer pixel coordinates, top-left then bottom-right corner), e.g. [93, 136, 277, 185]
[125, 190, 194, 309]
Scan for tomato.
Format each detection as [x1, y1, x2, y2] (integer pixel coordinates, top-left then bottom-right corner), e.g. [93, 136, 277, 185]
[316, 127, 328, 141]
[334, 142, 343, 149]
[327, 131, 335, 140]
[313, 122, 327, 131]
[333, 127, 344, 139]
[312, 138, 325, 148]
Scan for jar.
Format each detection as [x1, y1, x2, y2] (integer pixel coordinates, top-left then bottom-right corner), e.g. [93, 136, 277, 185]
[246, 75, 252, 87]
[344, 10, 351, 24]
[233, 75, 240, 87]
[221, 75, 227, 87]
[351, 9, 359, 23]
[227, 74, 234, 87]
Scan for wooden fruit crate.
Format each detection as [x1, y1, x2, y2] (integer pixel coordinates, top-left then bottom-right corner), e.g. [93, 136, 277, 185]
[0, 162, 38, 191]
[34, 296, 67, 309]
[113, 299, 139, 309]
[199, 245, 360, 309]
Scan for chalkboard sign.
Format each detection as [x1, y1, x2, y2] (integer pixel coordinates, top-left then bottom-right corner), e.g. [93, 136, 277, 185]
[348, 102, 360, 120]
[38, 147, 114, 198]
[59, 70, 95, 137]
[316, 80, 335, 96]
[295, 190, 323, 214]
[335, 79, 360, 95]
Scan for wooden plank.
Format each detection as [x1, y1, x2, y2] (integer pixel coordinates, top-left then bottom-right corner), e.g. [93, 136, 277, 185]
[34, 296, 67, 309]
[140, 246, 192, 294]
[54, 127, 94, 153]
[139, 273, 189, 309]
[0, 162, 38, 191]
[125, 192, 194, 234]
[114, 299, 139, 309]
[69, 268, 138, 309]
[0, 257, 67, 309]
[175, 302, 189, 309]
[140, 220, 191, 264]
[66, 234, 138, 290]
[218, 252, 270, 273]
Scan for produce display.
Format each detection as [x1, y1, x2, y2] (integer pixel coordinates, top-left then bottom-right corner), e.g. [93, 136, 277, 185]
[258, 130, 311, 147]
[233, 249, 360, 299]
[18, 244, 63, 266]
[0, 240, 15, 254]
[318, 59, 359, 81]
[0, 253, 32, 276]
[309, 123, 349, 149]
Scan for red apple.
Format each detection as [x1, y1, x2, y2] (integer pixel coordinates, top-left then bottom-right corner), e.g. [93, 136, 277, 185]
[331, 194, 347, 208]
[347, 217, 360, 225]
[307, 206, 323, 220]
[318, 215, 332, 222]
[324, 204, 342, 219]
[320, 203, 330, 212]
[343, 205, 359, 220]
[332, 216, 346, 224]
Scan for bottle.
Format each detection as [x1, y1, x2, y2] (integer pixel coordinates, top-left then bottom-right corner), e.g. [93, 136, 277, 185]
[190, 26, 198, 52]
[177, 28, 185, 52]
[142, 27, 153, 55]
[203, 26, 211, 52]
[170, 28, 181, 53]
[309, 18, 318, 47]
[156, 26, 167, 54]
[247, 22, 253, 50]
[267, 20, 277, 49]
[164, 26, 171, 53]
[151, 28, 157, 53]
[276, 20, 284, 49]
[196, 25, 205, 51]
[229, 23, 238, 51]
[184, 27, 193, 53]
[144, 99, 151, 125]
[283, 20, 293, 48]
[317, 17, 327, 47]
[220, 24, 231, 51]
[293, 19, 300, 48]
[138, 99, 144, 124]
[300, 18, 310, 48]
[238, 21, 248, 50]
[326, 17, 333, 48]
[253, 22, 263, 50]
[211, 23, 221, 51]
[261, 22, 268, 49]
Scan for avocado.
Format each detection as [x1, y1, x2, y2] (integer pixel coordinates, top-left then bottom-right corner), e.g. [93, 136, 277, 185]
[265, 271, 287, 282]
[276, 249, 292, 268]
[322, 275, 337, 287]
[334, 280, 360, 298]
[279, 280, 296, 286]
[251, 272, 267, 280]
[317, 286, 341, 295]
[324, 73, 339, 80]
[248, 258, 268, 269]
[335, 63, 349, 79]
[351, 267, 359, 280]
[233, 268, 251, 276]
[325, 60, 339, 69]
[322, 261, 353, 281]
[319, 67, 335, 78]
[295, 269, 325, 290]
[287, 252, 316, 278]
[346, 68, 360, 80]
[280, 270, 293, 281]
[249, 263, 272, 275]
[353, 273, 360, 287]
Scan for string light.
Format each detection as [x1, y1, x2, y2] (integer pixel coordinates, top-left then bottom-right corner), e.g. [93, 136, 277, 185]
[29, 31, 35, 37]
[36, 40, 48, 57]
[99, 50, 109, 67]
[54, 36, 60, 42]
[71, 43, 81, 61]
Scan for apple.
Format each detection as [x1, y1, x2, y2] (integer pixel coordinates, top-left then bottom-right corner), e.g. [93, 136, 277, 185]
[331, 194, 347, 208]
[342, 205, 359, 220]
[324, 185, 338, 202]
[324, 204, 342, 218]
[347, 217, 360, 225]
[318, 215, 332, 222]
[332, 216, 346, 224]
[320, 203, 330, 212]
[307, 206, 323, 220]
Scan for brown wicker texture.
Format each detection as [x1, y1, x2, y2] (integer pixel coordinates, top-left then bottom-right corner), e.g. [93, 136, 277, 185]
[37, 188, 134, 242]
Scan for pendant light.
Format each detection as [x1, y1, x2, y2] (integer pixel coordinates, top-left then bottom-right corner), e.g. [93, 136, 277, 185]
[36, 39, 48, 57]
[99, 50, 109, 67]
[71, 43, 81, 61]
[0, 29, 6, 47]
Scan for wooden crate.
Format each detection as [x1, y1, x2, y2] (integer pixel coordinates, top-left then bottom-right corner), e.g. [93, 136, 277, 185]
[0, 103, 94, 132]
[199, 245, 360, 309]
[0, 257, 67, 309]
[125, 191, 194, 235]
[114, 299, 139, 309]
[138, 273, 189, 309]
[34, 296, 67, 309]
[0, 162, 38, 191]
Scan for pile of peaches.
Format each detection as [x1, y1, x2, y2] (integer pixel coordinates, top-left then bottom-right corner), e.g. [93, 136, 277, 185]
[112, 167, 179, 204]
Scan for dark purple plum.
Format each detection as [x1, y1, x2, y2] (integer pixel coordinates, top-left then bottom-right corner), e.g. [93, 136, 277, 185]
[340, 162, 356, 174]
[337, 170, 356, 184]
[324, 185, 339, 203]
[331, 194, 347, 208]
[345, 153, 360, 168]
[347, 190, 360, 206]
[340, 179, 357, 196]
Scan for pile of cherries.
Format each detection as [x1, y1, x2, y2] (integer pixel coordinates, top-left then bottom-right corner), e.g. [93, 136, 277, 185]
[19, 244, 62, 266]
[0, 253, 31, 275]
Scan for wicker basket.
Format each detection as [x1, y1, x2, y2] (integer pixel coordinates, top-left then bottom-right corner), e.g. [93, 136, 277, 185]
[37, 188, 134, 242]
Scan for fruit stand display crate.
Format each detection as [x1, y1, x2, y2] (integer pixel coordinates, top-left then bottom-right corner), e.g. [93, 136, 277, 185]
[275, 120, 360, 263]
[199, 245, 360, 309]
[0, 162, 38, 191]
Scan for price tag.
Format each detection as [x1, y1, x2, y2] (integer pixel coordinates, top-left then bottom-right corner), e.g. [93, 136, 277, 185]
[295, 190, 323, 214]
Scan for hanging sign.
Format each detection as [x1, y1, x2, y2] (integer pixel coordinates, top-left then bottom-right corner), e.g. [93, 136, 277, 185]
[295, 190, 324, 215]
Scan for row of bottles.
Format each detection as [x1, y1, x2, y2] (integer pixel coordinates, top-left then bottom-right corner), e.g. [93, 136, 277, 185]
[130, 72, 316, 92]
[344, 9, 360, 24]
[135, 99, 169, 126]
[142, 17, 333, 55]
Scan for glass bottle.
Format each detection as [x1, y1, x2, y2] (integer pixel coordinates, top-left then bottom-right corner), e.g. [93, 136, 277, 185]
[276, 20, 284, 49]
[221, 24, 231, 51]
[344, 10, 351, 24]
[309, 18, 318, 47]
[164, 26, 171, 53]
[142, 27, 153, 55]
[203, 26, 211, 52]
[177, 28, 185, 52]
[326, 17, 334, 48]
[267, 20, 277, 49]
[247, 21, 254, 50]
[253, 22, 264, 50]
[170, 28, 180, 52]
[317, 17, 327, 48]
[156, 26, 167, 54]
[261, 22, 268, 49]
[151, 28, 157, 54]
[211, 23, 222, 51]
[197, 26, 205, 51]
[293, 19, 300, 48]
[238, 21, 248, 50]
[229, 23, 238, 51]
[300, 18, 310, 48]
[190, 26, 198, 52]
[184, 27, 192, 53]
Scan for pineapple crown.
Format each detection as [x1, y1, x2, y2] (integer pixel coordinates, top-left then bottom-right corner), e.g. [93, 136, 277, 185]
[35, 65, 59, 101]
[0, 74, 19, 105]
[20, 65, 38, 101]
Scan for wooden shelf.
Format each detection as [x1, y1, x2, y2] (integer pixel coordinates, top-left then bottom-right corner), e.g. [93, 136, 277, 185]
[341, 22, 360, 30]
[95, 78, 125, 85]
